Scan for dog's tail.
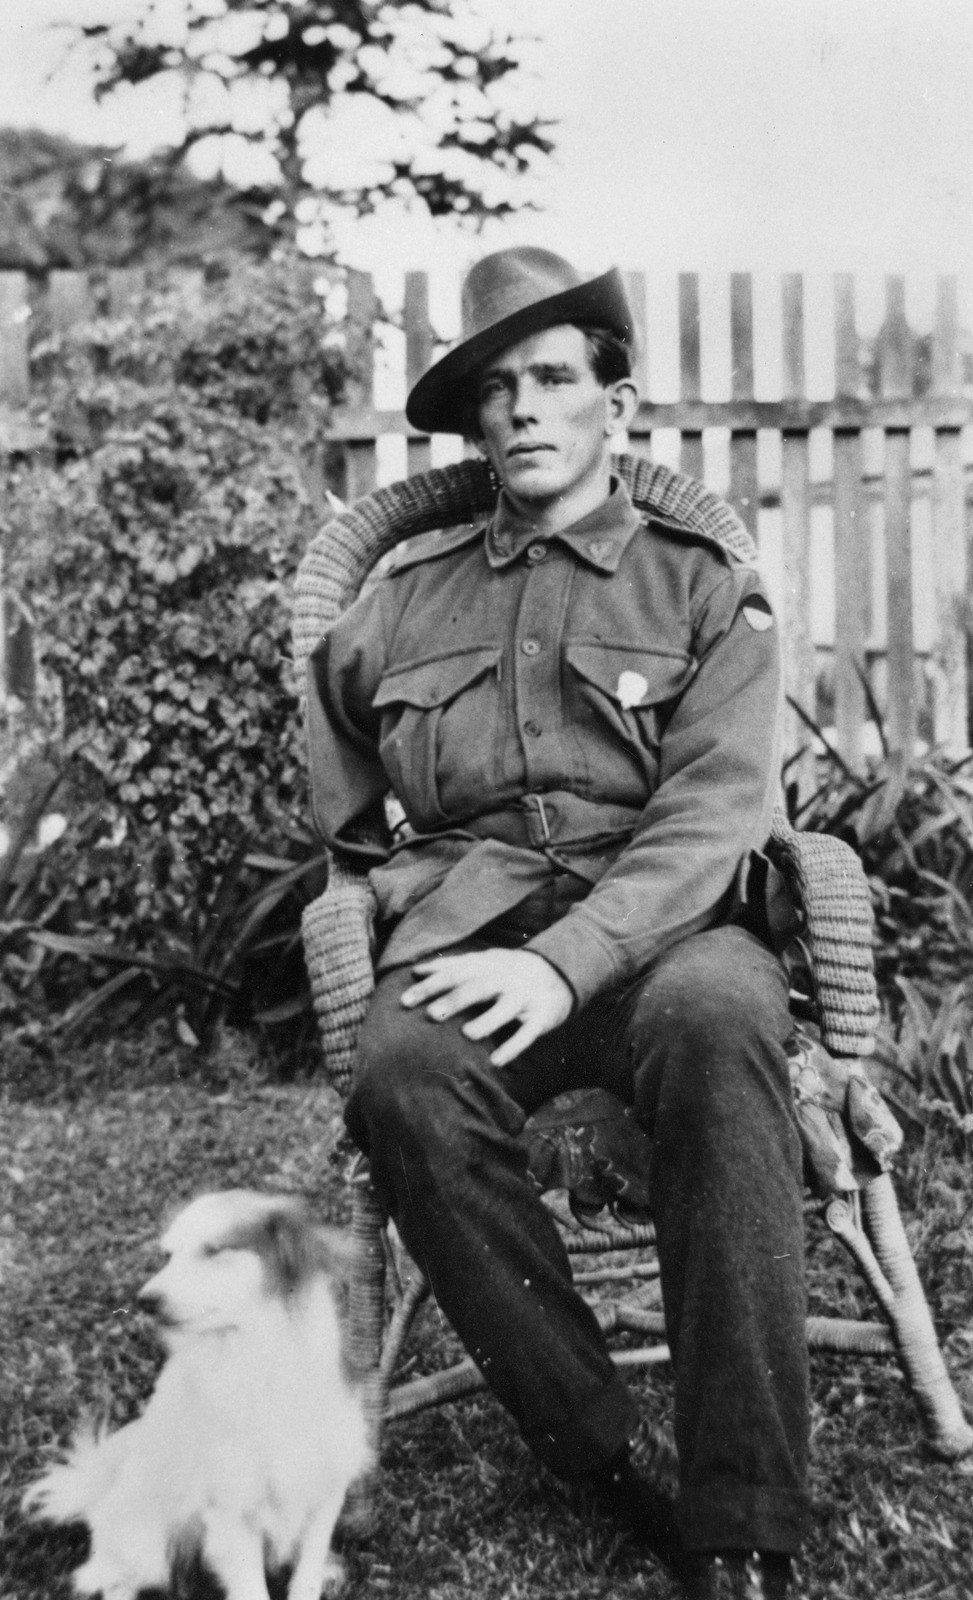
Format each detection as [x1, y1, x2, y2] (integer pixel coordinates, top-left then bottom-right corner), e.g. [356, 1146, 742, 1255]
[22, 1421, 116, 1525]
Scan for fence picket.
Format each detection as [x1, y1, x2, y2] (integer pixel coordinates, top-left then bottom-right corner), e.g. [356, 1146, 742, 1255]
[931, 277, 968, 752]
[624, 270, 649, 458]
[0, 273, 30, 411]
[343, 270, 379, 502]
[831, 275, 870, 765]
[404, 272, 433, 478]
[780, 274, 815, 792]
[106, 268, 147, 317]
[47, 270, 92, 334]
[678, 274, 704, 481]
[729, 273, 758, 540]
[881, 276, 916, 759]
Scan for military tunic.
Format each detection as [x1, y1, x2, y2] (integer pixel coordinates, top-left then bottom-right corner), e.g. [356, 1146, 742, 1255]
[307, 478, 782, 1006]
[318, 477, 811, 1554]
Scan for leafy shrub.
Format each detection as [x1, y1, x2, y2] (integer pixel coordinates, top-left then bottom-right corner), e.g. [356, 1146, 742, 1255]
[798, 747, 973, 1143]
[872, 977, 973, 1154]
[797, 748, 973, 1002]
[33, 829, 329, 1054]
[0, 259, 350, 1041]
[0, 765, 80, 1042]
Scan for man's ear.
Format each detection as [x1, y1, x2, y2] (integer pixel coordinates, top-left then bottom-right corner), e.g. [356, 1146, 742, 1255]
[605, 378, 638, 438]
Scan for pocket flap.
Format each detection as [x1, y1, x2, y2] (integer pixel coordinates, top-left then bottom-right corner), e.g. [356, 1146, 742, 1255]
[565, 644, 694, 706]
[373, 645, 502, 710]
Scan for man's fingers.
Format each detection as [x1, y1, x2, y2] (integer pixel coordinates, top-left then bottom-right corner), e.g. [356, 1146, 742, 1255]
[423, 976, 498, 1021]
[399, 953, 572, 1058]
[489, 1017, 542, 1067]
[400, 963, 467, 1007]
[461, 996, 521, 1040]
[410, 958, 449, 977]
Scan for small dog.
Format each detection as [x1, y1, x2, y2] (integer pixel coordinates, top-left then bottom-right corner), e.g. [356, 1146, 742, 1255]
[24, 1190, 373, 1600]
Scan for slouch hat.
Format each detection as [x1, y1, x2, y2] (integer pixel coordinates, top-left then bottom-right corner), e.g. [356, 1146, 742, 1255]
[405, 246, 634, 435]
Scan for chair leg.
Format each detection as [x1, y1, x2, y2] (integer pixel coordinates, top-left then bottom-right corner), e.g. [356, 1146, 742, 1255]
[342, 1163, 389, 1531]
[826, 1173, 973, 1459]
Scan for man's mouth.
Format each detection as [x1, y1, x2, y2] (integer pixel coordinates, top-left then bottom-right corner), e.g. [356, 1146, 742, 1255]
[507, 443, 553, 459]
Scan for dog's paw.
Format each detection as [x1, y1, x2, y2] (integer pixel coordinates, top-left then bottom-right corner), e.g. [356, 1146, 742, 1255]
[321, 1555, 347, 1595]
[287, 1554, 346, 1600]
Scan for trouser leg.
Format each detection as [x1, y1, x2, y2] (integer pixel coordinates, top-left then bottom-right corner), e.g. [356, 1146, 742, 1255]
[347, 926, 810, 1556]
[345, 964, 638, 1478]
[602, 926, 810, 1555]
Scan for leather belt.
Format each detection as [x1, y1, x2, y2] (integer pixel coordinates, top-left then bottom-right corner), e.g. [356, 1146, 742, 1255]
[464, 790, 640, 852]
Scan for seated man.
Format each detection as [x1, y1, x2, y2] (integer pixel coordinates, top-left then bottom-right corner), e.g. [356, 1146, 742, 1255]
[306, 247, 805, 1600]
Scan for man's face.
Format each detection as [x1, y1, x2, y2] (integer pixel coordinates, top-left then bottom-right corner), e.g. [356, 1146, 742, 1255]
[474, 325, 630, 520]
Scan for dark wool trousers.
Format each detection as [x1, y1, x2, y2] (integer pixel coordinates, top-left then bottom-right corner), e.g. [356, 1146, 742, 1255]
[345, 924, 811, 1556]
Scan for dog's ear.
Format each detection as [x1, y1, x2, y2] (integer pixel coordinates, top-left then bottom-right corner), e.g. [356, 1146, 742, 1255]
[249, 1204, 357, 1300]
[259, 1206, 319, 1296]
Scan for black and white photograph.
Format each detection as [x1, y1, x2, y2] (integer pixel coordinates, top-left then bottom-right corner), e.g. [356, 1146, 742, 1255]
[2, 4, 973, 1598]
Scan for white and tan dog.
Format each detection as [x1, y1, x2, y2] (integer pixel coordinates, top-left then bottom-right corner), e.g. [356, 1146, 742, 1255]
[24, 1190, 372, 1600]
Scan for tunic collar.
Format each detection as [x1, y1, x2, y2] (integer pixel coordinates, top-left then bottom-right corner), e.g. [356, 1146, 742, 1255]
[484, 477, 642, 573]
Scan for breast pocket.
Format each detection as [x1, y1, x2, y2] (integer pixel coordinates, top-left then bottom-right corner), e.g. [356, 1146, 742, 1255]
[373, 645, 503, 827]
[564, 643, 696, 767]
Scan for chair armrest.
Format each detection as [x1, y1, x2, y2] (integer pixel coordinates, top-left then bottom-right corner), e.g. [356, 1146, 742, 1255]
[301, 856, 377, 1095]
[768, 809, 880, 1057]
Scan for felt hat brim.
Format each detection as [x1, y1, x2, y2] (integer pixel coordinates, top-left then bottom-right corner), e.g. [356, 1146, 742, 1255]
[405, 265, 634, 436]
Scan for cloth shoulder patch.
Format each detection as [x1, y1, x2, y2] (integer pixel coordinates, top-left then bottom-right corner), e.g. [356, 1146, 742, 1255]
[640, 510, 754, 568]
[382, 521, 485, 577]
[740, 593, 775, 631]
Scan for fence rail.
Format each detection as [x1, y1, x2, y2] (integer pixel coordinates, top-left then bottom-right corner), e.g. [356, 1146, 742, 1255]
[2, 266, 972, 780]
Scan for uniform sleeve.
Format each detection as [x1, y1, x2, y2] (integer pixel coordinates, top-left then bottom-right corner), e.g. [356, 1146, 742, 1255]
[305, 584, 392, 864]
[526, 565, 782, 1007]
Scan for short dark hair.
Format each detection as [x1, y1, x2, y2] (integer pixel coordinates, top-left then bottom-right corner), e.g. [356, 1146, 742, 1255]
[462, 321, 634, 441]
[575, 324, 634, 385]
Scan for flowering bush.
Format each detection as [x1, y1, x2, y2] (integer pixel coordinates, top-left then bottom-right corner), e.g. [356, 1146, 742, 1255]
[1, 259, 349, 1026]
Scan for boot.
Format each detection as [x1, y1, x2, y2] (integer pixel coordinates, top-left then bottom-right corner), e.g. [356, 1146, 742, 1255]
[681, 1550, 792, 1600]
[577, 1433, 685, 1575]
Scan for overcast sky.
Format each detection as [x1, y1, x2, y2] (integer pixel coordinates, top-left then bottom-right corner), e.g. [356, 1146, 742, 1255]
[3, 0, 973, 353]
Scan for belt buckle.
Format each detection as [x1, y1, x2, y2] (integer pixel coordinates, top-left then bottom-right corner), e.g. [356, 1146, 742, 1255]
[521, 793, 592, 883]
[522, 791, 553, 847]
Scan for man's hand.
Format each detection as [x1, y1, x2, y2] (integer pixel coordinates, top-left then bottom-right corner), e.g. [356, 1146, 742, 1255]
[400, 948, 574, 1067]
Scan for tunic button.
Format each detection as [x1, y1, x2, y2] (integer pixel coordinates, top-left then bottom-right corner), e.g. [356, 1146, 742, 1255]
[521, 638, 541, 656]
[526, 543, 548, 563]
[523, 719, 542, 737]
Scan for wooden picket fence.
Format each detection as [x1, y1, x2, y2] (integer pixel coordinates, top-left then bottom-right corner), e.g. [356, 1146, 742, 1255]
[329, 269, 973, 779]
[2, 266, 973, 777]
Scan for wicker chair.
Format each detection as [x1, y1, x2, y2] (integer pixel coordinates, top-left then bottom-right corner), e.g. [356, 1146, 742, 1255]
[293, 455, 973, 1509]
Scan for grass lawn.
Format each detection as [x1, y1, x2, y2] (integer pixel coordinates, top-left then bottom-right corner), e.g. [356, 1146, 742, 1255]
[2, 1031, 973, 1600]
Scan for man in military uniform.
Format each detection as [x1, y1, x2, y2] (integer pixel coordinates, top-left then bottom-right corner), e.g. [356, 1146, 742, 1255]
[307, 248, 805, 1598]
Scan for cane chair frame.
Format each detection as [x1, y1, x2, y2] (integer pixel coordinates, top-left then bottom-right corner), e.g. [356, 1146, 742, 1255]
[293, 455, 973, 1493]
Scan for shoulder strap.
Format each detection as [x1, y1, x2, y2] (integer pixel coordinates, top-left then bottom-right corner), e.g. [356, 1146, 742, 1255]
[619, 456, 757, 565]
[382, 521, 485, 576]
[293, 455, 755, 704]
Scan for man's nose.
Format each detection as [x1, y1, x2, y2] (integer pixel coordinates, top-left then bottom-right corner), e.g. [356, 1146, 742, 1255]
[510, 377, 539, 422]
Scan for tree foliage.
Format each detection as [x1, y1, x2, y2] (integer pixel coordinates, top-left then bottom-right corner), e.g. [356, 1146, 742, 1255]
[0, 127, 281, 271]
[75, 0, 555, 246]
